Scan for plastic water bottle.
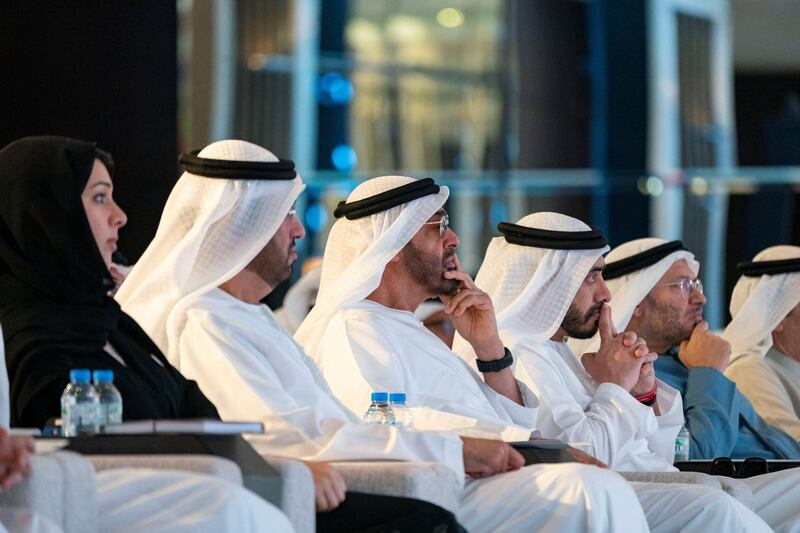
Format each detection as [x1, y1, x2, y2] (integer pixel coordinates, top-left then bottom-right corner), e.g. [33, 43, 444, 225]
[362, 392, 395, 425]
[675, 425, 691, 462]
[93, 369, 123, 431]
[60, 369, 100, 437]
[389, 393, 413, 429]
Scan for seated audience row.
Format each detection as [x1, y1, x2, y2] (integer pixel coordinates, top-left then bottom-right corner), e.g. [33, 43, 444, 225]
[4, 135, 800, 531]
[0, 137, 459, 532]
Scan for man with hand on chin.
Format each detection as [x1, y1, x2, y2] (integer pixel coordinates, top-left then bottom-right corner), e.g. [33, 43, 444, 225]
[579, 237, 800, 533]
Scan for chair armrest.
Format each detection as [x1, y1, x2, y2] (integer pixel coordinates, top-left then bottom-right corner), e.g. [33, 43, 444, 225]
[87, 454, 242, 486]
[331, 461, 461, 515]
[619, 470, 722, 488]
[620, 471, 753, 508]
[0, 451, 97, 533]
[262, 457, 315, 533]
[715, 476, 754, 510]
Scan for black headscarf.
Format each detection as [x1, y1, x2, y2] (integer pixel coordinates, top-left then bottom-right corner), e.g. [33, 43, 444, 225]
[0, 136, 218, 427]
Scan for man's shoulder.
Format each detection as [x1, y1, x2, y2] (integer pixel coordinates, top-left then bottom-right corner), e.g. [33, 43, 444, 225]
[182, 287, 232, 309]
[507, 332, 559, 357]
[182, 288, 277, 330]
[337, 300, 418, 327]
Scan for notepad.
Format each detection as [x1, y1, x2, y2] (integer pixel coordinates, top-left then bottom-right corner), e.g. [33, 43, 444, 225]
[102, 419, 264, 435]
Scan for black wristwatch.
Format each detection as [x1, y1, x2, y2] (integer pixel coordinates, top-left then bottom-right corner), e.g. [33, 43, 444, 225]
[476, 347, 513, 373]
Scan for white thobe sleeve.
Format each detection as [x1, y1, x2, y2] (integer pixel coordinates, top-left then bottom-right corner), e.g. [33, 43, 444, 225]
[179, 309, 465, 482]
[647, 380, 684, 463]
[514, 343, 663, 468]
[318, 313, 534, 442]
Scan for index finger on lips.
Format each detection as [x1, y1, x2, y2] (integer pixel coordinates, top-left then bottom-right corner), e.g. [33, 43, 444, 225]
[444, 269, 478, 290]
[598, 304, 616, 341]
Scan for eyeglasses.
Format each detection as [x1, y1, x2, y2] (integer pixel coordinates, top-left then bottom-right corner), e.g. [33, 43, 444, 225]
[657, 277, 703, 297]
[286, 206, 297, 219]
[421, 212, 450, 238]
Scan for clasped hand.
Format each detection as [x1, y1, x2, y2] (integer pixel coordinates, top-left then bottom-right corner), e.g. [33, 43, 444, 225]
[581, 304, 658, 393]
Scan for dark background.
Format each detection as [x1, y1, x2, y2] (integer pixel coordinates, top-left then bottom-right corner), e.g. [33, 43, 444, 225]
[0, 2, 178, 261]
[2, 0, 799, 304]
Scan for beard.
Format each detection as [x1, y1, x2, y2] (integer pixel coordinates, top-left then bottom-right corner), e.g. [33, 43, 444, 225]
[247, 238, 295, 288]
[560, 301, 604, 339]
[399, 241, 459, 296]
[639, 296, 700, 348]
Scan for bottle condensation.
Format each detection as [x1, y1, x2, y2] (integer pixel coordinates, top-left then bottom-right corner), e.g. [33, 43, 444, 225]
[674, 425, 691, 462]
[363, 392, 395, 425]
[60, 369, 100, 437]
[93, 369, 123, 432]
[389, 392, 413, 429]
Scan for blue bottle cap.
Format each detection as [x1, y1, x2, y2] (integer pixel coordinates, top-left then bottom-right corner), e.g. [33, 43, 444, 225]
[92, 369, 114, 383]
[69, 369, 91, 384]
[371, 392, 389, 402]
[389, 393, 406, 404]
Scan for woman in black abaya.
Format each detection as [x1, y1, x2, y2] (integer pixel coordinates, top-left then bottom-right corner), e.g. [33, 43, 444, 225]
[0, 136, 218, 428]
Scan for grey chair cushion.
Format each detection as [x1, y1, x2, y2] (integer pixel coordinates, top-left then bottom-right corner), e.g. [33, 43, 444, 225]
[0, 451, 97, 533]
[332, 461, 461, 516]
[87, 454, 243, 486]
[264, 457, 315, 533]
[620, 471, 754, 509]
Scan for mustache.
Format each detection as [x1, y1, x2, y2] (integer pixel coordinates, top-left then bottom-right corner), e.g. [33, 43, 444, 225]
[584, 302, 604, 321]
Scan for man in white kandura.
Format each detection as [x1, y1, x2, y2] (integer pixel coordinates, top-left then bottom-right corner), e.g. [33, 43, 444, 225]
[576, 237, 800, 532]
[117, 141, 647, 532]
[454, 212, 769, 532]
[723, 245, 800, 440]
[298, 176, 767, 532]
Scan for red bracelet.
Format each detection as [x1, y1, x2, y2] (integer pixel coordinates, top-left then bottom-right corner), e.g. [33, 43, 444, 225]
[634, 384, 658, 406]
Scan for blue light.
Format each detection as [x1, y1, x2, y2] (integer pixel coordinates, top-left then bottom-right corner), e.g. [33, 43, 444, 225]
[304, 202, 328, 232]
[489, 201, 508, 227]
[331, 145, 358, 171]
[317, 72, 354, 106]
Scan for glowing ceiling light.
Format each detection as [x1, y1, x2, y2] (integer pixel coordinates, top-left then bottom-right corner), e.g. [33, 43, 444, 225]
[436, 8, 465, 29]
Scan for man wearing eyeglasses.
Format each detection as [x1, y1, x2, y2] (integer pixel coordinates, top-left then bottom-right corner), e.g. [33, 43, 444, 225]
[593, 238, 800, 463]
[563, 237, 800, 531]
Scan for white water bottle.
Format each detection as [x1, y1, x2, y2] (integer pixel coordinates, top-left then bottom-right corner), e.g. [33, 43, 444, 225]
[60, 369, 100, 437]
[389, 393, 413, 429]
[93, 369, 123, 431]
[675, 425, 691, 461]
[363, 392, 395, 425]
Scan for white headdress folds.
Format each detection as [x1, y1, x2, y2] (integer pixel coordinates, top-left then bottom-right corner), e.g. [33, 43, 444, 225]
[723, 245, 800, 362]
[116, 140, 305, 357]
[295, 176, 449, 357]
[453, 212, 609, 359]
[568, 238, 698, 356]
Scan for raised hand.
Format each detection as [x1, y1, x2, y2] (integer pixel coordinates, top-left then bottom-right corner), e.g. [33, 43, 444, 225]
[581, 304, 657, 392]
[678, 321, 731, 373]
[461, 437, 525, 479]
[441, 254, 504, 359]
[630, 362, 657, 397]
